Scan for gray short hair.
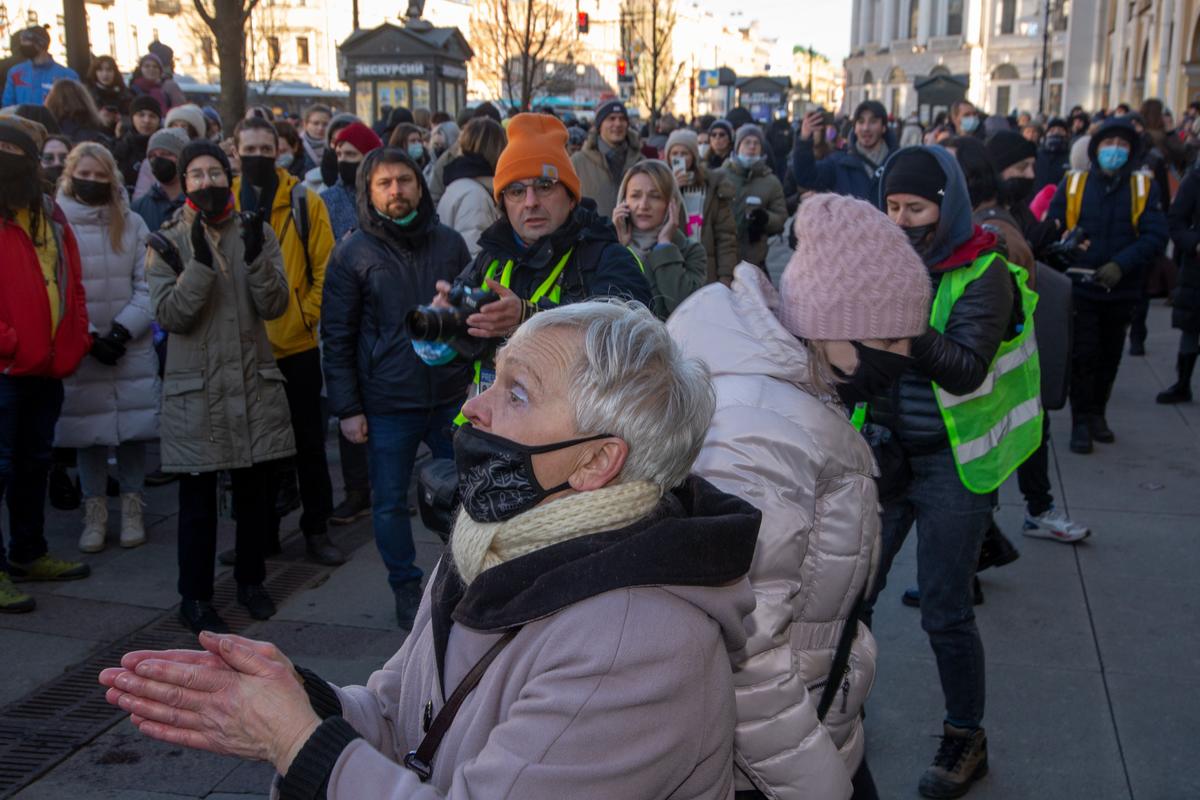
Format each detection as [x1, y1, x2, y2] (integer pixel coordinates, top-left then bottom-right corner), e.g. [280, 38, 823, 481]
[508, 300, 715, 491]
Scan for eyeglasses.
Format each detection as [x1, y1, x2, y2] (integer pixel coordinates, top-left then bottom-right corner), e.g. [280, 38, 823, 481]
[501, 177, 560, 202]
[185, 168, 228, 186]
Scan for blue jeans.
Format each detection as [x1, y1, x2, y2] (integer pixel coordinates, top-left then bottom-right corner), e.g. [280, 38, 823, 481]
[865, 446, 992, 729]
[366, 403, 458, 590]
[0, 375, 64, 570]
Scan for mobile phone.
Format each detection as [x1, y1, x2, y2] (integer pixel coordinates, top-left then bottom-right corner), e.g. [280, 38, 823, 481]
[671, 156, 687, 174]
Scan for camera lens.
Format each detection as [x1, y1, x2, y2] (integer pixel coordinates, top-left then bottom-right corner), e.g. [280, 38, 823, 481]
[406, 306, 469, 342]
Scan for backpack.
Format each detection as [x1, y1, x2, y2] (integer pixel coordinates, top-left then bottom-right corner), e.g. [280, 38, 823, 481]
[1064, 169, 1151, 232]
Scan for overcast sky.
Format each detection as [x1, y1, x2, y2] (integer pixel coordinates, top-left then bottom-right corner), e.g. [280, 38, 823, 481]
[709, 0, 852, 71]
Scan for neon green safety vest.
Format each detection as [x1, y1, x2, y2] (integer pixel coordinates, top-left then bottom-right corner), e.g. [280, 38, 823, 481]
[931, 253, 1043, 495]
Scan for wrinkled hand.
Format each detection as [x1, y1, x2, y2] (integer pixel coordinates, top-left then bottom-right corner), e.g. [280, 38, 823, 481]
[241, 210, 266, 265]
[612, 202, 633, 246]
[190, 214, 214, 268]
[467, 278, 525, 339]
[340, 414, 368, 444]
[800, 111, 824, 142]
[658, 201, 679, 245]
[98, 631, 320, 774]
[90, 333, 126, 366]
[1094, 261, 1123, 290]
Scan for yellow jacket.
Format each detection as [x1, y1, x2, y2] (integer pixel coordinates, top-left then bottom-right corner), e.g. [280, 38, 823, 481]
[233, 168, 333, 359]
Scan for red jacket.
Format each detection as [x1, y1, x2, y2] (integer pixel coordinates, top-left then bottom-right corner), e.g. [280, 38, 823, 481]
[0, 200, 91, 378]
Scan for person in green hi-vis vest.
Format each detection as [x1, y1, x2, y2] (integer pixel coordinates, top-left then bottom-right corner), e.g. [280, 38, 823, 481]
[864, 145, 1041, 800]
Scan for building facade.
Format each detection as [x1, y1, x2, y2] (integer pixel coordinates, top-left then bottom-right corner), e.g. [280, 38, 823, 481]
[792, 46, 844, 115]
[1102, 0, 1200, 114]
[844, 0, 1100, 121]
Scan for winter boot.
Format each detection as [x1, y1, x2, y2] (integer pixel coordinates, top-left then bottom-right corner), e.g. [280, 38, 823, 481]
[918, 723, 989, 798]
[1088, 414, 1115, 443]
[120, 493, 147, 548]
[1069, 420, 1093, 454]
[1156, 353, 1197, 404]
[78, 497, 107, 553]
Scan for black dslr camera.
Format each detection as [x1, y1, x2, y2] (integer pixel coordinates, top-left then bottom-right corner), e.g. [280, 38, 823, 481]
[1044, 226, 1090, 273]
[406, 285, 497, 342]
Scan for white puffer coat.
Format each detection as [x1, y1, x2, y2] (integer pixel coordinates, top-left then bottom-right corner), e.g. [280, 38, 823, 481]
[668, 264, 881, 800]
[53, 194, 159, 448]
[436, 174, 498, 258]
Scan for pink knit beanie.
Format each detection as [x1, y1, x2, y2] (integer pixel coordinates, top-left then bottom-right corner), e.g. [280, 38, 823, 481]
[778, 193, 931, 341]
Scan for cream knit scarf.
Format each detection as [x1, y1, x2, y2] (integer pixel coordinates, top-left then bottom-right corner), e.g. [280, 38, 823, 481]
[450, 480, 662, 586]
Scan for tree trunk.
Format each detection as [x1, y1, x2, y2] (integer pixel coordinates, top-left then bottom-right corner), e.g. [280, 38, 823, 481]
[216, 0, 249, 133]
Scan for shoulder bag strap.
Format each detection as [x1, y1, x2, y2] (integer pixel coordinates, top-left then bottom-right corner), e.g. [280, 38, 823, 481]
[403, 627, 521, 782]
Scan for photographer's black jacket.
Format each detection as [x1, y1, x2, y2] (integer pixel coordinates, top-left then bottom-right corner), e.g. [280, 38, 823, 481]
[321, 149, 472, 419]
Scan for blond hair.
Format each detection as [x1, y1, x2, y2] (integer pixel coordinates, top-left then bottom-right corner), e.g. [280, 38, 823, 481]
[62, 142, 128, 252]
[616, 160, 687, 234]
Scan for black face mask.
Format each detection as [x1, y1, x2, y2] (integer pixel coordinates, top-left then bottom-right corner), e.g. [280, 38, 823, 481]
[73, 178, 111, 206]
[187, 185, 231, 218]
[0, 153, 41, 210]
[337, 160, 359, 190]
[150, 156, 177, 184]
[1001, 176, 1035, 206]
[454, 424, 611, 523]
[320, 147, 338, 188]
[1044, 134, 1068, 153]
[833, 341, 914, 408]
[239, 155, 276, 188]
[43, 165, 63, 186]
[901, 222, 937, 257]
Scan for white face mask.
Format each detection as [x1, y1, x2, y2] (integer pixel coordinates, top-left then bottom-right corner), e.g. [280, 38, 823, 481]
[698, 143, 711, 158]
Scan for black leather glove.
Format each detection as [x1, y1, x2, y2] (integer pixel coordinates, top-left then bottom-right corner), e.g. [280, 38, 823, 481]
[241, 209, 265, 265]
[108, 322, 132, 346]
[90, 332, 126, 365]
[747, 207, 768, 241]
[190, 214, 214, 268]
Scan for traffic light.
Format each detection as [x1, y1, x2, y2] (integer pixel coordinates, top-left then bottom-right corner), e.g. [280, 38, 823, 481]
[578, 12, 589, 33]
[617, 57, 627, 77]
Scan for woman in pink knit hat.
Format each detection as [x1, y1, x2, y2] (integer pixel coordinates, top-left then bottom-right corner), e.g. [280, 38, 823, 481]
[668, 192, 931, 800]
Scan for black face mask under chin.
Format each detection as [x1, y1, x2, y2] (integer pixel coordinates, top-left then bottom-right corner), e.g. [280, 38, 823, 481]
[832, 341, 914, 408]
[453, 424, 611, 523]
[901, 222, 937, 258]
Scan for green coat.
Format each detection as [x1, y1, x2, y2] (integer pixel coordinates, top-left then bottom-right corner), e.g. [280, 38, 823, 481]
[699, 168, 739, 285]
[146, 207, 297, 473]
[641, 230, 708, 319]
[722, 158, 787, 268]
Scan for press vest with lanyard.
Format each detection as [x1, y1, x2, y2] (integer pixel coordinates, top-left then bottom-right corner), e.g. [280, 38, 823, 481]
[452, 246, 645, 426]
[1063, 169, 1151, 232]
[931, 253, 1043, 495]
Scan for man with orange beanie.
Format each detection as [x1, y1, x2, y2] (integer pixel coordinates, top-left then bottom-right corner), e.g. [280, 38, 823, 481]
[428, 112, 651, 407]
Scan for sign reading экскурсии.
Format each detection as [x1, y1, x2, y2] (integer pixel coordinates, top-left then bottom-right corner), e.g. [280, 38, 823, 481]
[355, 62, 426, 78]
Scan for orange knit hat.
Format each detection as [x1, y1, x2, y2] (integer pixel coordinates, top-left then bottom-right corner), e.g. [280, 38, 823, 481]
[492, 113, 581, 203]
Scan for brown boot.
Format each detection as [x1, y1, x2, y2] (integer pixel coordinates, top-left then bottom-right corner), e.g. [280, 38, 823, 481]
[918, 722, 988, 798]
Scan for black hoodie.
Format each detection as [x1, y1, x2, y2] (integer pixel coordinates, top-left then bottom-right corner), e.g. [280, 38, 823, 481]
[320, 148, 473, 418]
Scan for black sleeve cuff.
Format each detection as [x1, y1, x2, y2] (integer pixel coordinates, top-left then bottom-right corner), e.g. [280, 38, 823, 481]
[296, 666, 343, 720]
[278, 716, 360, 800]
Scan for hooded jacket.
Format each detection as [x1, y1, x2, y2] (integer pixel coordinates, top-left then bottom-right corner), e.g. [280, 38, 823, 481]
[872, 146, 1016, 452]
[232, 167, 334, 359]
[276, 476, 760, 800]
[53, 194, 158, 448]
[792, 127, 897, 201]
[320, 150, 473, 420]
[1, 58, 78, 106]
[146, 204, 296, 473]
[570, 127, 646, 218]
[1046, 117, 1170, 303]
[669, 266, 878, 800]
[722, 156, 787, 269]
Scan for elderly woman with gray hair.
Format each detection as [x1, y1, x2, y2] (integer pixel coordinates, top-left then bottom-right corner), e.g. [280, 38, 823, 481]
[99, 300, 761, 799]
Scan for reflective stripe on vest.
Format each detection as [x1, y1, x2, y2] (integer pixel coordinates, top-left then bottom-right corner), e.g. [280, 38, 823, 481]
[1064, 169, 1151, 232]
[930, 253, 1044, 495]
[453, 249, 575, 426]
[850, 402, 868, 431]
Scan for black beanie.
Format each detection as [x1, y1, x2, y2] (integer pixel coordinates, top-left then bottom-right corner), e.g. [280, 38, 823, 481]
[854, 100, 888, 124]
[708, 119, 733, 138]
[130, 95, 162, 119]
[986, 130, 1037, 172]
[178, 140, 232, 186]
[595, 99, 629, 128]
[1045, 117, 1068, 133]
[0, 119, 39, 160]
[884, 149, 946, 205]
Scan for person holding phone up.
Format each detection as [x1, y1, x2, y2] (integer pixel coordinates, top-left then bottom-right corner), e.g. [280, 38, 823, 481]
[664, 128, 739, 286]
[722, 124, 786, 270]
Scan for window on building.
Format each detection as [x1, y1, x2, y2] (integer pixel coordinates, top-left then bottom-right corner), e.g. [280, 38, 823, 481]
[1050, 60, 1064, 78]
[201, 35, 214, 66]
[996, 85, 1011, 115]
[992, 63, 1019, 80]
[267, 35, 280, 65]
[297, 36, 309, 65]
[107, 21, 116, 57]
[1048, 82, 1063, 114]
[947, 0, 963, 36]
[909, 0, 920, 39]
[1052, 0, 1069, 31]
[998, 0, 1016, 35]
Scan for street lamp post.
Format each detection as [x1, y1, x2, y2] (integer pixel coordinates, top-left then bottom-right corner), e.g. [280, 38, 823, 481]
[1038, 0, 1052, 115]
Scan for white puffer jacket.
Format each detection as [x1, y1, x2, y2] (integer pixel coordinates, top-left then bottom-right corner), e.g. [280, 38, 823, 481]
[437, 174, 498, 258]
[54, 194, 159, 448]
[668, 264, 881, 800]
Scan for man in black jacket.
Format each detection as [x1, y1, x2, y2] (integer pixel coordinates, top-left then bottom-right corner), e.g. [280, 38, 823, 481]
[426, 113, 651, 408]
[320, 147, 471, 628]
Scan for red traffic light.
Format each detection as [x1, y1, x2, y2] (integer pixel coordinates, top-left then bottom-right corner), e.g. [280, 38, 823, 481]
[578, 12, 589, 33]
[617, 57, 627, 77]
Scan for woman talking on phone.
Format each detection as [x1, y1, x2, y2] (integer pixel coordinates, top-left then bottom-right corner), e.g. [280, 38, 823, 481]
[613, 160, 708, 318]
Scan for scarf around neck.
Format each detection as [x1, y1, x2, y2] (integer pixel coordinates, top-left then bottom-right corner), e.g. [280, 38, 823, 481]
[597, 137, 627, 183]
[856, 138, 889, 171]
[451, 480, 662, 586]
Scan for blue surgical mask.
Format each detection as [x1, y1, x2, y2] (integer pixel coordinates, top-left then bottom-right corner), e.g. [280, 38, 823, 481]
[736, 154, 761, 169]
[959, 115, 979, 133]
[407, 143, 424, 161]
[1097, 145, 1129, 172]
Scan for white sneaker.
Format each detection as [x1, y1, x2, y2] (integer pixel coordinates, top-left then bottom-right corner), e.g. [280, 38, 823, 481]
[79, 497, 107, 553]
[119, 493, 147, 548]
[1023, 506, 1090, 543]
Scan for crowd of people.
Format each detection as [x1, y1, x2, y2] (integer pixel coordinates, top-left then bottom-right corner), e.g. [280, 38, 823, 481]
[0, 25, 1195, 800]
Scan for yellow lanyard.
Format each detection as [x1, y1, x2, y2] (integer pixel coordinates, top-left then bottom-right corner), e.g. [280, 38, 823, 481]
[485, 248, 574, 304]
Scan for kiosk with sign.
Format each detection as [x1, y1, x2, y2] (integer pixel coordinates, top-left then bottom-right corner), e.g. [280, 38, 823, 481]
[735, 76, 792, 122]
[338, 15, 473, 123]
